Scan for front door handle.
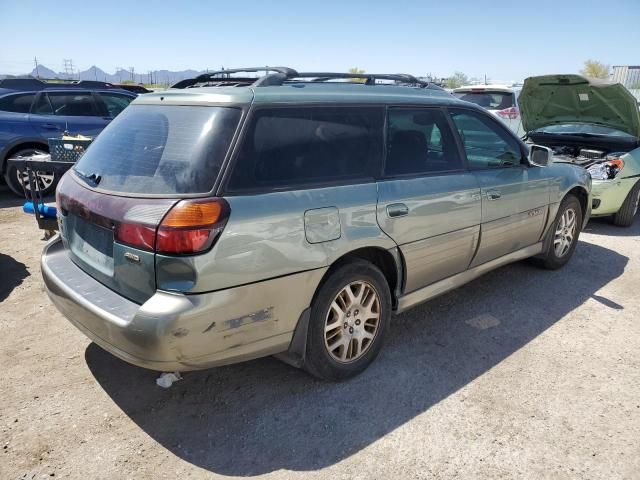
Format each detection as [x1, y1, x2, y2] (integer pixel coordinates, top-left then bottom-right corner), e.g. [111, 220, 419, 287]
[42, 123, 61, 130]
[486, 190, 501, 200]
[387, 203, 409, 218]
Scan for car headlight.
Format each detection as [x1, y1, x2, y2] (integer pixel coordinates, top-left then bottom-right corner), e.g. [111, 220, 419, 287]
[587, 157, 624, 180]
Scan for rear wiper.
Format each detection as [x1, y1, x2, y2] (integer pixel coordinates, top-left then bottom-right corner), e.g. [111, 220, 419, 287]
[75, 168, 102, 186]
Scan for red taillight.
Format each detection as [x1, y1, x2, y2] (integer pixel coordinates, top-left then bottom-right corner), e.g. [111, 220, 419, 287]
[497, 107, 519, 119]
[156, 198, 230, 255]
[114, 222, 156, 251]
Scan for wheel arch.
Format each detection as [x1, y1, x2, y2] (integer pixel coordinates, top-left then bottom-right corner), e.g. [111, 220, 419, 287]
[566, 185, 589, 220]
[317, 246, 402, 309]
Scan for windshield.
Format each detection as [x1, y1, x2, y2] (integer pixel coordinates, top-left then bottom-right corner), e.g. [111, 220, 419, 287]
[74, 105, 241, 194]
[533, 123, 636, 138]
[453, 91, 514, 110]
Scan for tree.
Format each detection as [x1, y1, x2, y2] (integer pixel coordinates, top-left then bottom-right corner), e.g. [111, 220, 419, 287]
[445, 72, 469, 89]
[348, 67, 367, 84]
[580, 60, 609, 79]
[630, 81, 640, 90]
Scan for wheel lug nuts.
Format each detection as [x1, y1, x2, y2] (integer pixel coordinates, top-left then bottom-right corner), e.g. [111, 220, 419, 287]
[354, 309, 359, 315]
[355, 319, 361, 325]
[349, 327, 354, 334]
[346, 312, 351, 317]
[343, 322, 348, 329]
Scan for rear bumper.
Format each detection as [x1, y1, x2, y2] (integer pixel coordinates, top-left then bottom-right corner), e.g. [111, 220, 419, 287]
[42, 237, 325, 371]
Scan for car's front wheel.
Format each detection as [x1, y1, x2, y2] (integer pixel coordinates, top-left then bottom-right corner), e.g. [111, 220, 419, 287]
[612, 181, 640, 227]
[534, 194, 582, 270]
[304, 260, 391, 381]
[3, 147, 55, 197]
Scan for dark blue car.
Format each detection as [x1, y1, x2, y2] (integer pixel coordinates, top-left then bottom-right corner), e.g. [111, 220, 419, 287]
[0, 79, 136, 196]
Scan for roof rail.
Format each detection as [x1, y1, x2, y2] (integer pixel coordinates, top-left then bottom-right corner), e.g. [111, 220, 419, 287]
[169, 67, 438, 90]
[293, 72, 431, 87]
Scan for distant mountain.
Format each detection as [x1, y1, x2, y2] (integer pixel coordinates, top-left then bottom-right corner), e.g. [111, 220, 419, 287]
[25, 64, 208, 85]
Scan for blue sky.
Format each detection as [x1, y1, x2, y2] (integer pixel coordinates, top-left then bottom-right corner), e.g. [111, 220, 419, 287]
[1, 0, 638, 82]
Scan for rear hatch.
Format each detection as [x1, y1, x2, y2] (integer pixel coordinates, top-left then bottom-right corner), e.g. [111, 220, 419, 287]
[56, 103, 242, 304]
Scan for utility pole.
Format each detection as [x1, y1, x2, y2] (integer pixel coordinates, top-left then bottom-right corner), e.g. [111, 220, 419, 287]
[63, 59, 75, 79]
[129, 67, 135, 82]
[34, 57, 41, 78]
[94, 66, 98, 81]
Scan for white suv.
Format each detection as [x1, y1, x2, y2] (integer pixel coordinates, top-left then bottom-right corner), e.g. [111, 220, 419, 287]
[453, 84, 523, 136]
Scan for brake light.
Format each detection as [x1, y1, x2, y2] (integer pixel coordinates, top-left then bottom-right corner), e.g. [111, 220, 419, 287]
[115, 223, 156, 250]
[497, 107, 519, 119]
[156, 198, 230, 255]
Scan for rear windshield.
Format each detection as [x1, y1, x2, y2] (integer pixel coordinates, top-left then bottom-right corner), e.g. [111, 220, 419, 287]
[453, 91, 514, 110]
[74, 105, 241, 194]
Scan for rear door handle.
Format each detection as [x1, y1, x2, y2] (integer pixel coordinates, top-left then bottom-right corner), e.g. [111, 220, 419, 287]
[42, 123, 61, 130]
[387, 203, 409, 218]
[486, 190, 501, 200]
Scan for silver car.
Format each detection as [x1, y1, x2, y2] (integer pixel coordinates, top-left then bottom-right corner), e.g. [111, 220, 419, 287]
[42, 68, 592, 380]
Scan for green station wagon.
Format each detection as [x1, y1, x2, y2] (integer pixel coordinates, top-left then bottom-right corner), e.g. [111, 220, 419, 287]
[42, 68, 592, 380]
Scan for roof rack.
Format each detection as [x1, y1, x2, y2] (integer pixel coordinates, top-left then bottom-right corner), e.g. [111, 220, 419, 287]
[0, 78, 118, 91]
[170, 67, 436, 89]
[172, 67, 299, 89]
[294, 72, 431, 87]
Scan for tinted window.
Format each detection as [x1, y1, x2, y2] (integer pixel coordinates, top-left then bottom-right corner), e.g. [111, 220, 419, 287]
[98, 93, 133, 117]
[227, 107, 383, 191]
[74, 105, 241, 194]
[386, 108, 462, 175]
[450, 109, 522, 169]
[33, 94, 54, 115]
[47, 92, 97, 116]
[0, 93, 35, 113]
[453, 91, 514, 110]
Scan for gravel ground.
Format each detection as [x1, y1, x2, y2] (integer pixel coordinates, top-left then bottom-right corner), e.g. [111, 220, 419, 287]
[1, 186, 639, 480]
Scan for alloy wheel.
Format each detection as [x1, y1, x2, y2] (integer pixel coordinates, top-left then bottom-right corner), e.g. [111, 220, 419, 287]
[554, 207, 577, 257]
[17, 169, 55, 192]
[324, 281, 381, 363]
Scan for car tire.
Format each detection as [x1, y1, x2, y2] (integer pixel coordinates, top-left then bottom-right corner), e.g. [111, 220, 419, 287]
[304, 260, 391, 381]
[533, 194, 582, 270]
[612, 181, 640, 227]
[3, 147, 55, 197]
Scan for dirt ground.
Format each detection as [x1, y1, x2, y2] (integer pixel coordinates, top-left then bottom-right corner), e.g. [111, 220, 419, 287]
[1, 185, 639, 480]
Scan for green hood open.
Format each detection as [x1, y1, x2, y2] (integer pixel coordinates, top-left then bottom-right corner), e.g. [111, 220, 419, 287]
[518, 74, 640, 137]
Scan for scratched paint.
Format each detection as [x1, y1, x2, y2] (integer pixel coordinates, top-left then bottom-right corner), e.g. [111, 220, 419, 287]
[226, 307, 274, 329]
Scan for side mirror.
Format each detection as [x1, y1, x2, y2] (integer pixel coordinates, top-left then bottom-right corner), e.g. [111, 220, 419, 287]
[528, 144, 553, 167]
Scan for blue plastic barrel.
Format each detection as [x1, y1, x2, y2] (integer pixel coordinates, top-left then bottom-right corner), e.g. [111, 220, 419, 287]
[23, 201, 57, 218]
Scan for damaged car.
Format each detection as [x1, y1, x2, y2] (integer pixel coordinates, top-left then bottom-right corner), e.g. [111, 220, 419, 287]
[42, 68, 591, 381]
[520, 74, 640, 226]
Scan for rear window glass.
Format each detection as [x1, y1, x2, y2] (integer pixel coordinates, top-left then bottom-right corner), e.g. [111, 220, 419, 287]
[74, 105, 241, 194]
[226, 107, 383, 191]
[454, 91, 514, 110]
[0, 93, 35, 113]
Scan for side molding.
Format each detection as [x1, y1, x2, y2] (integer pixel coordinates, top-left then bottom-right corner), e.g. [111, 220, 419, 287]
[396, 242, 543, 313]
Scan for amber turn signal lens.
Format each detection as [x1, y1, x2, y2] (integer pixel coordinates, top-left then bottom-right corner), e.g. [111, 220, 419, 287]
[161, 200, 223, 228]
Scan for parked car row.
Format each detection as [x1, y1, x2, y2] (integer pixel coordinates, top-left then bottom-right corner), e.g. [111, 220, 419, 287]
[0, 78, 136, 195]
[40, 67, 597, 381]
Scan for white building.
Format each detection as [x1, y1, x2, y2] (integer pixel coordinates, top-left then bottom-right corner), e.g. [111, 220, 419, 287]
[611, 65, 640, 88]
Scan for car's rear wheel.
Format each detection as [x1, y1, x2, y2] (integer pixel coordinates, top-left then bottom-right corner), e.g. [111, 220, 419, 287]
[533, 194, 582, 270]
[4, 147, 55, 197]
[612, 181, 640, 227]
[304, 260, 391, 381]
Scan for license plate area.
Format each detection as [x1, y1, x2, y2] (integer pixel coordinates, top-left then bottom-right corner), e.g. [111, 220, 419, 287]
[65, 214, 115, 276]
